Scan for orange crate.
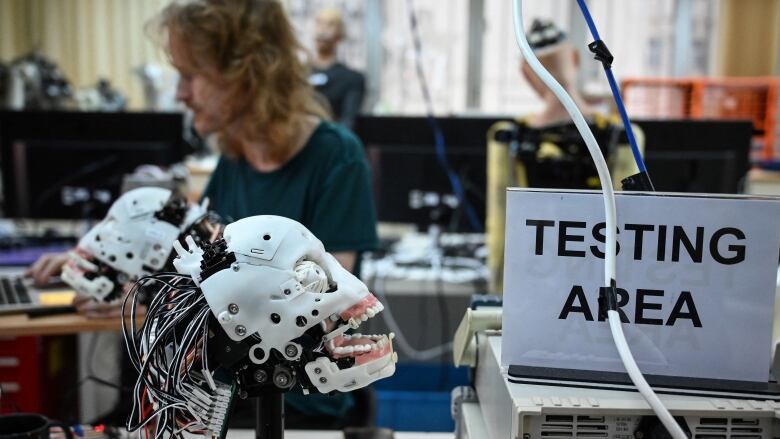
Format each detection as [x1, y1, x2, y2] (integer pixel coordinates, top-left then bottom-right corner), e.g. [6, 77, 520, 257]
[622, 77, 780, 163]
[622, 78, 694, 119]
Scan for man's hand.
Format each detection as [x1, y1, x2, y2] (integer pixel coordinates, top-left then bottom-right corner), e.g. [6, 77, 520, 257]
[25, 252, 69, 287]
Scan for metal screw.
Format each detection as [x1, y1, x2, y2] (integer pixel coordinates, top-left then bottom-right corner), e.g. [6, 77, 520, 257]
[319, 377, 327, 383]
[635, 433, 644, 439]
[254, 370, 268, 383]
[228, 303, 239, 314]
[274, 372, 291, 388]
[314, 367, 322, 374]
[224, 345, 231, 353]
[238, 390, 248, 399]
[285, 344, 298, 358]
[232, 263, 240, 272]
[284, 289, 291, 295]
[150, 258, 159, 265]
[235, 325, 247, 336]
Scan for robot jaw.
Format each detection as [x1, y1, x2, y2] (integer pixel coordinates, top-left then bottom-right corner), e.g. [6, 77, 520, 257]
[308, 310, 397, 393]
[61, 247, 119, 301]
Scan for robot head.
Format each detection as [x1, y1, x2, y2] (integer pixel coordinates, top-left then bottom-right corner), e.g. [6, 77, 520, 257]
[62, 187, 223, 301]
[122, 215, 396, 437]
[174, 215, 397, 394]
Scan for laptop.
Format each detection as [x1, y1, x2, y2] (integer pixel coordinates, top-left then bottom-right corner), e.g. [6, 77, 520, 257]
[0, 267, 76, 315]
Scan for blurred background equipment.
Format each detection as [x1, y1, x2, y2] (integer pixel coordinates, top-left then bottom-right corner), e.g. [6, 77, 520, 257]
[73, 79, 127, 112]
[5, 52, 74, 110]
[0, 111, 187, 220]
[634, 119, 753, 193]
[355, 116, 496, 233]
[133, 63, 180, 111]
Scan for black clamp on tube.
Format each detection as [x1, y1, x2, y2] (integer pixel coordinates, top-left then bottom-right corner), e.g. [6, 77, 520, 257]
[588, 40, 614, 69]
[598, 279, 618, 320]
[621, 171, 655, 191]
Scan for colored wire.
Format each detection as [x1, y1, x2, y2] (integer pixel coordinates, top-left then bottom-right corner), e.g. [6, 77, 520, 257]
[575, 0, 654, 184]
[406, 0, 484, 232]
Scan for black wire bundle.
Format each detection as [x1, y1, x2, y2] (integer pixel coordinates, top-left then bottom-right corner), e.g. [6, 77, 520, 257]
[121, 272, 230, 439]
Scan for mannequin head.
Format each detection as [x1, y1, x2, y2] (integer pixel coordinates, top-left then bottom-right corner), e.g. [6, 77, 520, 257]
[520, 42, 581, 97]
[314, 8, 345, 58]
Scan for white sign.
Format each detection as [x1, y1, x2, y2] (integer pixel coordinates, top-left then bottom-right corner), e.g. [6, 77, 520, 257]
[501, 189, 780, 383]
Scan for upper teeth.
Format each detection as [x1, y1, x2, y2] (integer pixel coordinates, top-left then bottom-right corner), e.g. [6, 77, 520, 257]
[354, 302, 384, 324]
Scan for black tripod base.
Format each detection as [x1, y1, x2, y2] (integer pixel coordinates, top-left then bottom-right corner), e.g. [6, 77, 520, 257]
[255, 392, 284, 439]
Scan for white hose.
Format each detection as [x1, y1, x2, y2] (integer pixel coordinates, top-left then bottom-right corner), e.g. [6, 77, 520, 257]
[512, 2, 686, 438]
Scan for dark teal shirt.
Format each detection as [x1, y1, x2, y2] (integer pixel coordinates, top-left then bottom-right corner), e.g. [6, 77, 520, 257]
[203, 120, 379, 254]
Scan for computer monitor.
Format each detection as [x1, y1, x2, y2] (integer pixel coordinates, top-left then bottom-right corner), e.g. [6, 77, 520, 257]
[0, 110, 187, 219]
[633, 120, 753, 194]
[354, 116, 501, 232]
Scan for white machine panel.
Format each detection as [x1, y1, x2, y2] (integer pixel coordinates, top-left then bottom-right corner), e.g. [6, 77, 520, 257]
[474, 334, 780, 439]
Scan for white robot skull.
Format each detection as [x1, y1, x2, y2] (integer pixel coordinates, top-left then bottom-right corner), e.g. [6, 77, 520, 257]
[173, 215, 397, 394]
[62, 187, 222, 301]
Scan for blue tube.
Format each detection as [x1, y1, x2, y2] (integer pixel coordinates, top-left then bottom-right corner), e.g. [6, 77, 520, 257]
[575, 0, 652, 179]
[576, 0, 602, 40]
[407, 0, 484, 232]
[427, 115, 484, 233]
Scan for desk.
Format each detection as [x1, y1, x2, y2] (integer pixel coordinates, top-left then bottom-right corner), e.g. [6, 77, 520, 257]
[0, 312, 144, 336]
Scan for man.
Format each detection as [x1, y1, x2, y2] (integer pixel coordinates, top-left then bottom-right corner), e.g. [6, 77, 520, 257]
[309, 8, 365, 130]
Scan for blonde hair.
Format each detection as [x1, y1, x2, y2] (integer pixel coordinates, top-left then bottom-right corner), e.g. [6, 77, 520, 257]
[154, 0, 328, 160]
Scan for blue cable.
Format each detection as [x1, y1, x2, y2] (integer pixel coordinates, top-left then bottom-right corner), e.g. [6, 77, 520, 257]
[575, 0, 652, 178]
[427, 115, 483, 233]
[407, 0, 484, 232]
[577, 0, 602, 40]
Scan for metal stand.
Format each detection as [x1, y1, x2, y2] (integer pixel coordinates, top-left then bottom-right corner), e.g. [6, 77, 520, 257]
[255, 392, 284, 439]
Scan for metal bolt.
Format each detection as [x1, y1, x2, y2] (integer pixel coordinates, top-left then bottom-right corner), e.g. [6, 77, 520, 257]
[238, 389, 248, 399]
[285, 344, 298, 358]
[274, 372, 290, 388]
[235, 325, 247, 336]
[314, 367, 322, 375]
[319, 377, 327, 383]
[284, 289, 291, 295]
[224, 345, 231, 353]
[232, 263, 240, 272]
[635, 433, 644, 439]
[228, 303, 239, 314]
[254, 369, 268, 383]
